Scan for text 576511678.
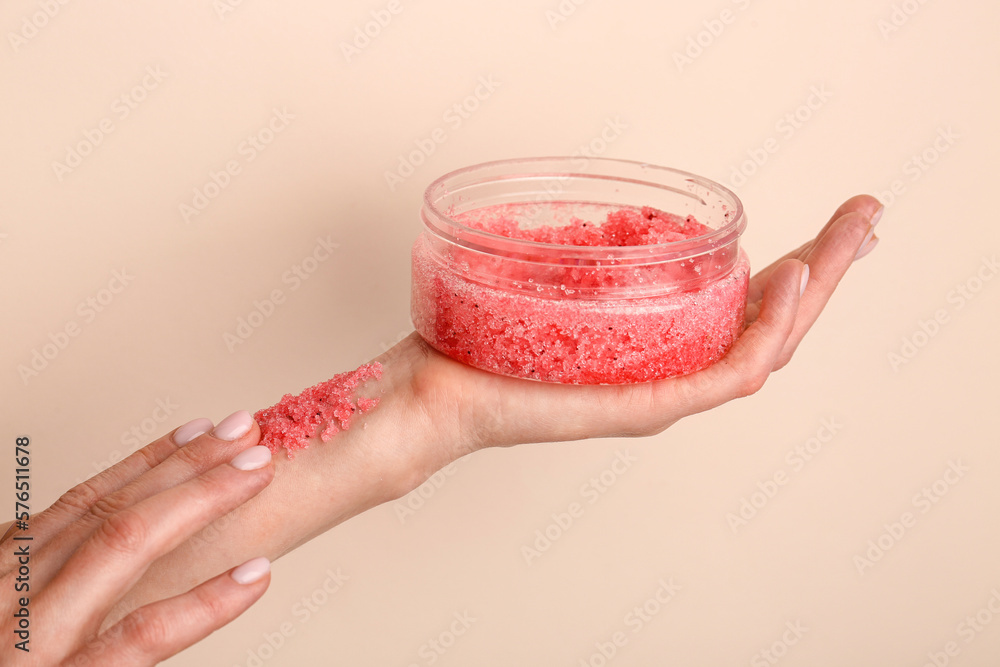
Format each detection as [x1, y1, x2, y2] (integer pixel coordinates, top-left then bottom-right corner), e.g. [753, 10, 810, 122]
[12, 435, 32, 653]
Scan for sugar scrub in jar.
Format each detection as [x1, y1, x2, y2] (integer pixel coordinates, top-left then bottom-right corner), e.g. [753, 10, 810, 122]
[410, 157, 750, 384]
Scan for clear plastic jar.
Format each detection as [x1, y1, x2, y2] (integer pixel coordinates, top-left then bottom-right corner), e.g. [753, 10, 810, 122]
[411, 157, 750, 384]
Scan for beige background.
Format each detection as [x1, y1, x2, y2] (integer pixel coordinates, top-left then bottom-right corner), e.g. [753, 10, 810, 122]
[3, 0, 1000, 665]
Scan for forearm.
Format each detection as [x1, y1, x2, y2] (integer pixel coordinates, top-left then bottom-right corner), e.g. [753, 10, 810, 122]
[112, 335, 465, 623]
[111, 185, 871, 623]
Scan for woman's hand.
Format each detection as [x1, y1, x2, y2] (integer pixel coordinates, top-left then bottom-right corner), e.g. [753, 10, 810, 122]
[0, 413, 275, 666]
[89, 194, 883, 630]
[408, 194, 883, 452]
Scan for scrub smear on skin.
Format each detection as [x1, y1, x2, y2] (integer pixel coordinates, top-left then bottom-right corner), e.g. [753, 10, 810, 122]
[254, 363, 382, 456]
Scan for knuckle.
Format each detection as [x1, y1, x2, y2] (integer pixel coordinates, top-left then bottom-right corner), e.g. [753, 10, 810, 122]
[773, 347, 796, 372]
[190, 466, 231, 499]
[71, 632, 113, 665]
[737, 368, 769, 398]
[169, 440, 213, 473]
[121, 608, 171, 655]
[52, 480, 103, 517]
[96, 509, 149, 557]
[192, 584, 230, 622]
[60, 650, 97, 667]
[88, 491, 134, 524]
[175, 468, 241, 518]
[134, 443, 165, 472]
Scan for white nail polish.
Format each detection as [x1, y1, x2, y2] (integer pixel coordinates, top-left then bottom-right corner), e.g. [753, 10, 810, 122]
[231, 557, 271, 584]
[799, 264, 810, 297]
[213, 410, 254, 441]
[231, 445, 272, 471]
[870, 205, 885, 227]
[854, 235, 879, 262]
[174, 418, 214, 446]
[854, 228, 876, 261]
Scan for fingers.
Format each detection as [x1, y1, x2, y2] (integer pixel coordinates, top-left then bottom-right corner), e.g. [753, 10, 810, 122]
[853, 233, 879, 262]
[28, 412, 261, 589]
[772, 206, 880, 369]
[68, 558, 271, 666]
[2, 417, 213, 572]
[747, 194, 882, 303]
[670, 259, 806, 416]
[36, 445, 275, 648]
[530, 259, 806, 441]
[817, 194, 883, 241]
[56, 418, 214, 519]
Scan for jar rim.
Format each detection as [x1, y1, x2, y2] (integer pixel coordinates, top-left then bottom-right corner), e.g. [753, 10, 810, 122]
[421, 156, 747, 265]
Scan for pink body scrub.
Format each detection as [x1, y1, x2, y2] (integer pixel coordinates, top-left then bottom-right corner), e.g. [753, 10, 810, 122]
[411, 158, 750, 385]
[254, 362, 382, 455]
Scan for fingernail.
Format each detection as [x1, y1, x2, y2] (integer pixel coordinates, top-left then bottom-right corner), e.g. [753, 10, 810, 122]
[799, 264, 810, 298]
[870, 205, 885, 228]
[231, 445, 271, 471]
[854, 227, 876, 261]
[854, 235, 880, 262]
[173, 418, 214, 446]
[213, 410, 253, 441]
[231, 556, 271, 584]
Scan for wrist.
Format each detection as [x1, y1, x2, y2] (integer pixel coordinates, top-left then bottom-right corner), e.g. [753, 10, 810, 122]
[109, 335, 479, 625]
[398, 330, 520, 452]
[372, 333, 484, 497]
